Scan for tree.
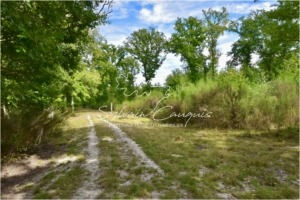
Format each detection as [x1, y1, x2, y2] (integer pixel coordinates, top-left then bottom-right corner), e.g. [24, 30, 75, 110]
[1, 1, 112, 111]
[203, 7, 229, 78]
[125, 27, 167, 85]
[1, 0, 112, 153]
[165, 69, 188, 90]
[86, 38, 119, 105]
[84, 34, 140, 105]
[169, 17, 206, 83]
[117, 56, 140, 99]
[227, 1, 299, 80]
[70, 67, 101, 107]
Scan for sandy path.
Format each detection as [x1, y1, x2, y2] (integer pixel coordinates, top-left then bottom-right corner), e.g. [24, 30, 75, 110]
[98, 115, 164, 175]
[73, 114, 101, 199]
[1, 155, 50, 199]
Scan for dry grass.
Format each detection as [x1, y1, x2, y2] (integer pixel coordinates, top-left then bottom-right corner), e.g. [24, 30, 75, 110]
[17, 111, 299, 199]
[98, 112, 299, 199]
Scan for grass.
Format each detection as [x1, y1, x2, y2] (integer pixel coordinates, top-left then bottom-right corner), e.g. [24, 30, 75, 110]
[15, 110, 298, 199]
[99, 112, 299, 199]
[18, 182, 35, 192]
[92, 115, 160, 199]
[48, 112, 90, 154]
[33, 167, 86, 199]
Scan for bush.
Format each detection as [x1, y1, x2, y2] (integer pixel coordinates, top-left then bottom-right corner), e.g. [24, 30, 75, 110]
[1, 107, 67, 157]
[215, 69, 249, 128]
[115, 89, 165, 115]
[240, 82, 277, 130]
[117, 67, 298, 131]
[155, 71, 249, 128]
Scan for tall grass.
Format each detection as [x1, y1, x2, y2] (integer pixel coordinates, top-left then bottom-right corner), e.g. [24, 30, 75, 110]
[115, 90, 164, 115]
[117, 69, 298, 130]
[1, 108, 67, 157]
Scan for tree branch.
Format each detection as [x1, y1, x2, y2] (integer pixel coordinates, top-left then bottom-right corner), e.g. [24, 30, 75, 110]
[98, 0, 113, 15]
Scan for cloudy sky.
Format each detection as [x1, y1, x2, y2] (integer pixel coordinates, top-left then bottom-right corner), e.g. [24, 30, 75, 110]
[99, 0, 276, 85]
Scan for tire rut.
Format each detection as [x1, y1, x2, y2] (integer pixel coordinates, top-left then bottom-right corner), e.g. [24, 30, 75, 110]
[73, 114, 101, 199]
[97, 115, 164, 175]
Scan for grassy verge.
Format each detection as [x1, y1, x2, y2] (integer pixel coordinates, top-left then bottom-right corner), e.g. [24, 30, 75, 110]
[47, 112, 90, 154]
[102, 113, 299, 199]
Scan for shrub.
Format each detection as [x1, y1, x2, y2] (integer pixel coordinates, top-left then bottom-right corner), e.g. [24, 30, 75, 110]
[115, 89, 165, 115]
[215, 69, 249, 128]
[1, 107, 67, 157]
[115, 68, 298, 131]
[240, 82, 277, 130]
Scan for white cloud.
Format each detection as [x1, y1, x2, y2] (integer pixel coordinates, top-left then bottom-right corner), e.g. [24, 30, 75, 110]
[138, 1, 206, 24]
[151, 54, 183, 85]
[99, 24, 141, 46]
[135, 73, 144, 85]
[218, 42, 233, 70]
[219, 34, 230, 43]
[110, 7, 129, 20]
[139, 1, 274, 25]
[226, 2, 273, 14]
[217, 32, 239, 70]
[251, 53, 260, 66]
[109, 1, 130, 20]
[156, 23, 174, 39]
[139, 3, 179, 24]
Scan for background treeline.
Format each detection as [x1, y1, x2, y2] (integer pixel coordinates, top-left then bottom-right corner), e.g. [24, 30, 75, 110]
[1, 1, 299, 155]
[118, 1, 299, 131]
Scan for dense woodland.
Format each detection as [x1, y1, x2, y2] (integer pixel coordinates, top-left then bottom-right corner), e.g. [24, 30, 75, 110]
[1, 0, 299, 155]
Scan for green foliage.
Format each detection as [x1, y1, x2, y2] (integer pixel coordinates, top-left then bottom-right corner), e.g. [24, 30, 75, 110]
[1, 0, 111, 155]
[165, 69, 189, 90]
[124, 63, 298, 130]
[240, 82, 277, 129]
[116, 89, 164, 115]
[2, 0, 299, 157]
[125, 27, 167, 84]
[72, 67, 101, 105]
[240, 55, 299, 130]
[203, 7, 229, 78]
[228, 1, 299, 80]
[85, 35, 140, 106]
[216, 69, 249, 128]
[1, 0, 109, 110]
[169, 17, 206, 83]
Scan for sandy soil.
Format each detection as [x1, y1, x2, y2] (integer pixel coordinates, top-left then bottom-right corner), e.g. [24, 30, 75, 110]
[98, 114, 164, 175]
[73, 114, 101, 199]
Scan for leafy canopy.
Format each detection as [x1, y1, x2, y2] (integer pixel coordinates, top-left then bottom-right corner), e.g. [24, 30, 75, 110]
[125, 27, 167, 84]
[169, 17, 206, 83]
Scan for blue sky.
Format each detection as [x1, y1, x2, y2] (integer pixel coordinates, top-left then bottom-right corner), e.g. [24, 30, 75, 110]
[99, 0, 277, 85]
